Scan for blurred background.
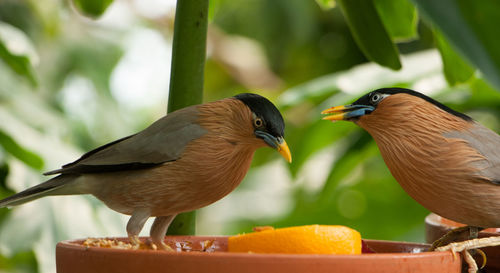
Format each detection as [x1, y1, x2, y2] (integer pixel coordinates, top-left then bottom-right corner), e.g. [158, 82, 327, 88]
[0, 0, 499, 272]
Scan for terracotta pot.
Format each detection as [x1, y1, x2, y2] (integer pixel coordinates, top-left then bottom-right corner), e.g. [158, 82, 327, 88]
[425, 213, 500, 271]
[56, 236, 461, 273]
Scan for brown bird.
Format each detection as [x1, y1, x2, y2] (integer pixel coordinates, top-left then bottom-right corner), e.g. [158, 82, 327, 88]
[0, 93, 291, 249]
[322, 88, 500, 267]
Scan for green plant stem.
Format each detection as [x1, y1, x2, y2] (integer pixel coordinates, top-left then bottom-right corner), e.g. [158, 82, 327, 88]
[167, 0, 208, 112]
[166, 0, 208, 235]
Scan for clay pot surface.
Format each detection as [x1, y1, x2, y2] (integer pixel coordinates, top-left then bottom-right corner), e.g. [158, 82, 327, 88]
[425, 213, 500, 271]
[57, 235, 461, 273]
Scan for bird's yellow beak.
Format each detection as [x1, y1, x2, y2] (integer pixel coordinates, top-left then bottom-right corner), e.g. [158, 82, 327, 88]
[277, 139, 292, 163]
[321, 105, 350, 121]
[255, 131, 292, 163]
[321, 104, 375, 121]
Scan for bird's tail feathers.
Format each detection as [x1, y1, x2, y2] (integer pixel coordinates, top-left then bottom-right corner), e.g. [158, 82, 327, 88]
[0, 175, 79, 208]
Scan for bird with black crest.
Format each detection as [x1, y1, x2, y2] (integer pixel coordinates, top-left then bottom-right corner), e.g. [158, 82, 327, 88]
[0, 93, 292, 250]
[322, 87, 500, 272]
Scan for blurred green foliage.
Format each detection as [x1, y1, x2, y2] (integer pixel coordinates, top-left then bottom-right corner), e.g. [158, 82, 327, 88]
[72, 0, 114, 18]
[0, 0, 499, 272]
[412, 0, 500, 88]
[0, 22, 37, 86]
[0, 130, 43, 170]
[375, 0, 418, 42]
[434, 30, 474, 85]
[338, 0, 402, 70]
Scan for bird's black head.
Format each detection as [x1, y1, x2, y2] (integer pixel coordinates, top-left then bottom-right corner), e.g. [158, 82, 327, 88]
[234, 93, 291, 162]
[234, 93, 285, 138]
[322, 87, 472, 122]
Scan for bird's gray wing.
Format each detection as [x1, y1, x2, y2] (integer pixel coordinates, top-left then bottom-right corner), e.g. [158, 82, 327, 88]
[444, 122, 500, 184]
[44, 106, 207, 175]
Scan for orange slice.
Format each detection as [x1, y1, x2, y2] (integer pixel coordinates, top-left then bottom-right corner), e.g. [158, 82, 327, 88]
[228, 225, 361, 254]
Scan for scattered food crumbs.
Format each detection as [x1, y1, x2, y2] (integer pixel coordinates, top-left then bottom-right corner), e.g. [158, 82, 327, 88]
[81, 238, 218, 252]
[82, 238, 159, 250]
[175, 241, 193, 252]
[83, 238, 134, 250]
[201, 240, 216, 252]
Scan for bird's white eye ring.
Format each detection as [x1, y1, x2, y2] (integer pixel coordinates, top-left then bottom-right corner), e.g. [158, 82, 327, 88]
[371, 93, 381, 104]
[254, 117, 263, 127]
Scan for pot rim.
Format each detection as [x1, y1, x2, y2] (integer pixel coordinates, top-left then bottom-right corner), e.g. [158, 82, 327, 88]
[57, 236, 456, 260]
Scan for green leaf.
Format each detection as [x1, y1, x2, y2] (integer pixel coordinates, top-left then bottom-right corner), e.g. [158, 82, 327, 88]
[72, 0, 114, 18]
[0, 130, 44, 170]
[411, 0, 500, 89]
[374, 0, 418, 42]
[338, 0, 401, 70]
[434, 30, 474, 86]
[315, 0, 336, 10]
[465, 77, 500, 110]
[0, 23, 37, 86]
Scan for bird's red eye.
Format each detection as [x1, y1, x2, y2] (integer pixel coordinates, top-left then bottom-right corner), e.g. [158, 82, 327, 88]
[254, 118, 263, 127]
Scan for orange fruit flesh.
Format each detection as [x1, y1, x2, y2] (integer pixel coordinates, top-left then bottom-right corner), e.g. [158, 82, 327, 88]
[228, 225, 361, 255]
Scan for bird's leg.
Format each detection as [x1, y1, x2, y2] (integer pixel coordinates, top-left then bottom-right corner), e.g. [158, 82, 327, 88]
[469, 226, 480, 239]
[435, 236, 500, 273]
[149, 215, 177, 251]
[126, 209, 151, 249]
[432, 226, 500, 272]
[430, 226, 481, 250]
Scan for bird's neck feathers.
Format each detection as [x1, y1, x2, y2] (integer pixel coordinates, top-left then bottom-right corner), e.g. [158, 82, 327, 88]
[197, 98, 264, 149]
[167, 98, 260, 205]
[355, 93, 480, 186]
[356, 93, 473, 140]
[355, 94, 493, 225]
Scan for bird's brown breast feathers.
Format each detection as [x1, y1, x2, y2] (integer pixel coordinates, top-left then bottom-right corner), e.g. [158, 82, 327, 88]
[168, 98, 265, 209]
[357, 93, 500, 227]
[89, 98, 263, 216]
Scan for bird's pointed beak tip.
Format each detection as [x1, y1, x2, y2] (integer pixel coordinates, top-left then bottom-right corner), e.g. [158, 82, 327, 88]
[277, 140, 292, 163]
[321, 105, 346, 115]
[255, 131, 292, 163]
[321, 105, 347, 121]
[322, 115, 343, 121]
[321, 104, 374, 121]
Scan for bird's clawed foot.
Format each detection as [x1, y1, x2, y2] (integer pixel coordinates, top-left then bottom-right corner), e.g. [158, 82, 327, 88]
[434, 236, 500, 273]
[430, 226, 479, 250]
[148, 239, 174, 251]
[128, 234, 142, 249]
[149, 215, 176, 251]
[128, 235, 174, 251]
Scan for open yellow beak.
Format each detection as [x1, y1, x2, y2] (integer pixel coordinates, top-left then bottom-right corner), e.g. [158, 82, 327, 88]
[277, 139, 292, 163]
[321, 105, 349, 121]
[321, 104, 375, 121]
